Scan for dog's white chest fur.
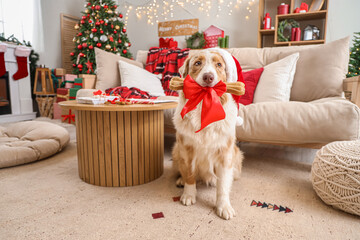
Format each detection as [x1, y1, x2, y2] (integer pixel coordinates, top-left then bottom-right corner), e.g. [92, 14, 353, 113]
[173, 92, 237, 148]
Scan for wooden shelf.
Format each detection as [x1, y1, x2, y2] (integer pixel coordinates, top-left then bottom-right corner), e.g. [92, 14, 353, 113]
[259, 29, 275, 35]
[274, 39, 325, 46]
[277, 10, 327, 21]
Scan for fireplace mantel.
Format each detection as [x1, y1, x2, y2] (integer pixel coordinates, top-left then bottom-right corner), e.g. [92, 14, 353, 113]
[0, 43, 36, 123]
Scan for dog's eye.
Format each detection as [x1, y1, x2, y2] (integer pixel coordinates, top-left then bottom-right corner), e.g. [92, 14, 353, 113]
[194, 61, 201, 66]
[217, 63, 222, 67]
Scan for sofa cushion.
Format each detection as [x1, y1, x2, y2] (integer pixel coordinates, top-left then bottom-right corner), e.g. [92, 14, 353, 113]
[278, 37, 350, 102]
[95, 47, 143, 90]
[239, 68, 264, 105]
[253, 53, 299, 103]
[236, 97, 360, 144]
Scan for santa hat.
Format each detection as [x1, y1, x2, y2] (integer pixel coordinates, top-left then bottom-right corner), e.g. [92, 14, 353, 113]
[208, 47, 244, 84]
[209, 48, 244, 126]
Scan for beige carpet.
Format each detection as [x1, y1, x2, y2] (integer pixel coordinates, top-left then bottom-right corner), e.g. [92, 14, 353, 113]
[0, 119, 359, 239]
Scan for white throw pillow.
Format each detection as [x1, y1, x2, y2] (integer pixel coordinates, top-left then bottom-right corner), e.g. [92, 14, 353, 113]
[253, 53, 299, 103]
[118, 60, 165, 96]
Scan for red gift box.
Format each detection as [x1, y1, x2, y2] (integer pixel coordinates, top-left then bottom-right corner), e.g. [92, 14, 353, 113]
[56, 88, 69, 103]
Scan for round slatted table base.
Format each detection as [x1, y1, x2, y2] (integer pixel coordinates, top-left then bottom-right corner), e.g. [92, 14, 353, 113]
[59, 101, 177, 187]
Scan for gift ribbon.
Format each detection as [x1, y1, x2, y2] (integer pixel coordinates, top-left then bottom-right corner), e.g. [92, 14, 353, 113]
[181, 75, 226, 132]
[57, 94, 69, 99]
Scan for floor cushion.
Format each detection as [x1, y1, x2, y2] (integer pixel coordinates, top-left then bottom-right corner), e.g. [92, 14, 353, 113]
[311, 140, 360, 216]
[0, 121, 70, 168]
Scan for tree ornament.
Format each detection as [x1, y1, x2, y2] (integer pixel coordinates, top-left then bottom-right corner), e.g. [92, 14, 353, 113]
[115, 25, 120, 30]
[79, 53, 84, 57]
[78, 64, 83, 68]
[114, 5, 117, 9]
[118, 39, 122, 43]
[109, 36, 114, 42]
[92, 12, 96, 16]
[89, 45, 94, 50]
[77, 40, 80, 44]
[100, 30, 104, 34]
[74, 24, 80, 29]
[128, 42, 131, 47]
[82, 43, 87, 48]
[97, 43, 102, 47]
[108, 10, 113, 14]
[72, 37, 77, 42]
[70, 52, 75, 56]
[73, 64, 76, 67]
[90, 33, 93, 38]
[88, 19, 93, 23]
[105, 44, 111, 50]
[94, 36, 99, 41]
[114, 30, 117, 34]
[87, 2, 91, 6]
[104, 5, 108, 9]
[91, 5, 95, 10]
[123, 49, 127, 54]
[81, 16, 86, 20]
[85, 60, 94, 74]
[95, 5, 101, 10]
[100, 20, 104, 24]
[95, 21, 100, 26]
[81, 37, 87, 41]
[80, 20, 85, 24]
[77, 44, 83, 50]
[111, 24, 114, 29]
[78, 32, 83, 36]
[91, 28, 97, 32]
[100, 35, 108, 42]
[122, 28, 126, 33]
[119, 14, 123, 18]
[105, 23, 108, 26]
[85, 9, 89, 14]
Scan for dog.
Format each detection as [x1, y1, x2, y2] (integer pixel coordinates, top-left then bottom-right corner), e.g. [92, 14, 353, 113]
[172, 49, 244, 220]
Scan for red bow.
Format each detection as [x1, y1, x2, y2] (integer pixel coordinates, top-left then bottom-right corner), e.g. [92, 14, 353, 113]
[62, 109, 75, 124]
[181, 75, 227, 132]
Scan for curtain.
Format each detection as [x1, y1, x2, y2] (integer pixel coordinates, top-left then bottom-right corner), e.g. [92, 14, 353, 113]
[0, 0, 44, 51]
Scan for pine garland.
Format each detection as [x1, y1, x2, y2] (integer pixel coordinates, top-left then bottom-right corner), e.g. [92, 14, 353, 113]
[277, 19, 300, 42]
[186, 32, 206, 49]
[347, 32, 360, 78]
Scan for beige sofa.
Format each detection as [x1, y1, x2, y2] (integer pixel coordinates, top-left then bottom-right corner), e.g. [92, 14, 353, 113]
[79, 37, 360, 148]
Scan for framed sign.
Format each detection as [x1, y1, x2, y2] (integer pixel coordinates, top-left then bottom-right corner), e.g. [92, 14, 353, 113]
[158, 19, 199, 37]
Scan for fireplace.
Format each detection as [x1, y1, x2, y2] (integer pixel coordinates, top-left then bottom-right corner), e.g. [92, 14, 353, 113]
[0, 72, 12, 115]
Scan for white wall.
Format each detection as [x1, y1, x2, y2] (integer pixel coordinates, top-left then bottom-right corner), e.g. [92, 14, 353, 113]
[38, 0, 85, 68]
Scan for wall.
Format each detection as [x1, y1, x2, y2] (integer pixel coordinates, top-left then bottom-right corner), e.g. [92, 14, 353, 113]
[38, 0, 84, 68]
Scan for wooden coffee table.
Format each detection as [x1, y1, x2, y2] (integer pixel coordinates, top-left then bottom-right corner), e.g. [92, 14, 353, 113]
[59, 101, 177, 187]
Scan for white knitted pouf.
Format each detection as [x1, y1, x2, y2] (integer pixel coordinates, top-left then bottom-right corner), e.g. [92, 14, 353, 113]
[311, 140, 360, 216]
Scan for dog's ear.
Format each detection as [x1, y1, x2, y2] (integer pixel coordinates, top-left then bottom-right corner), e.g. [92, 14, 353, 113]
[179, 56, 190, 77]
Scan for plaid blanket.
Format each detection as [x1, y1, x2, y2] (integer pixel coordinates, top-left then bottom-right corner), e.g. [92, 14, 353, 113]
[146, 47, 190, 96]
[105, 86, 157, 99]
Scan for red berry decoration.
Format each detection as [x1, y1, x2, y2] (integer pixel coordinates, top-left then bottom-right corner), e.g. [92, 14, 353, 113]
[123, 50, 127, 54]
[113, 30, 117, 34]
[81, 16, 86, 20]
[100, 30, 104, 34]
[118, 39, 122, 43]
[78, 32, 82, 36]
[91, 6, 95, 10]
[91, 28, 97, 32]
[79, 68, 83, 72]
[104, 5, 108, 9]
[89, 45, 94, 50]
[122, 28, 126, 33]
[111, 24, 114, 29]
[100, 20, 104, 24]
[70, 52, 75, 56]
[77, 44, 82, 49]
[88, 19, 92, 23]
[79, 53, 84, 57]
[78, 64, 83, 68]
[87, 2, 91, 6]
[119, 14, 123, 18]
[128, 42, 131, 47]
[97, 43, 102, 47]
[82, 43, 87, 48]
[73, 64, 76, 67]
[105, 23, 108, 26]
[114, 5, 117, 9]
[80, 20, 85, 24]
[109, 36, 114, 42]
[95, 5, 100, 10]
[95, 21, 100, 26]
[87, 14, 90, 17]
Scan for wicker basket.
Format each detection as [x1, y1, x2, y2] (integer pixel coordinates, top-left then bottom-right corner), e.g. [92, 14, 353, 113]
[311, 140, 360, 216]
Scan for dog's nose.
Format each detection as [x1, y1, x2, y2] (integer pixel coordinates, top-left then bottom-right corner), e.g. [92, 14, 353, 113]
[203, 73, 214, 85]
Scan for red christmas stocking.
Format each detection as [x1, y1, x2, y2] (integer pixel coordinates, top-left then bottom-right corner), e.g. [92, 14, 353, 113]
[0, 43, 7, 77]
[13, 46, 31, 80]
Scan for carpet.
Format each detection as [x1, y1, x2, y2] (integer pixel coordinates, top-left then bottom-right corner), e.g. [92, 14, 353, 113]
[0, 119, 359, 239]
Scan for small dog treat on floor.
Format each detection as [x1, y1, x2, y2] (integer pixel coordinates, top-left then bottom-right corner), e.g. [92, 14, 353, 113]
[172, 196, 181, 202]
[152, 212, 165, 219]
[250, 200, 293, 213]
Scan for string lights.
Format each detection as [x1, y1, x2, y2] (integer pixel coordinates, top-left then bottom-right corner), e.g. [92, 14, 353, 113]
[123, 0, 255, 26]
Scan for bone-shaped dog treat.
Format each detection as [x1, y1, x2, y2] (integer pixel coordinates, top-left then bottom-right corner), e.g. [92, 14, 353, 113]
[169, 77, 245, 96]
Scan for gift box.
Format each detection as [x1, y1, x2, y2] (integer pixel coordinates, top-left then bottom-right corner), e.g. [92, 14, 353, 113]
[79, 74, 96, 89]
[69, 88, 80, 100]
[74, 78, 83, 89]
[55, 68, 66, 77]
[64, 81, 74, 88]
[64, 74, 77, 81]
[53, 102, 61, 119]
[61, 109, 75, 125]
[56, 88, 69, 102]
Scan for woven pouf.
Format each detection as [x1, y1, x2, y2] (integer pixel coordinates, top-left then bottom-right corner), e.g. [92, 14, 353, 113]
[311, 140, 360, 216]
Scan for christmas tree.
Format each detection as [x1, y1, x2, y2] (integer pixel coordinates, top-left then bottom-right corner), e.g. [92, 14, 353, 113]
[70, 0, 132, 75]
[347, 32, 360, 78]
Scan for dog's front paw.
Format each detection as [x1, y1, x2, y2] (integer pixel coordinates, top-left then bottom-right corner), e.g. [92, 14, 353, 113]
[216, 203, 236, 220]
[176, 177, 184, 188]
[180, 193, 196, 206]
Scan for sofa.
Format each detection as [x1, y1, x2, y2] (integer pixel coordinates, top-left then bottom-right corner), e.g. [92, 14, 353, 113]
[78, 37, 360, 149]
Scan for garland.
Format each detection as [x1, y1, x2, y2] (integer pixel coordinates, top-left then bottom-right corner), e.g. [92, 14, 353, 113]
[186, 32, 206, 49]
[277, 19, 300, 42]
